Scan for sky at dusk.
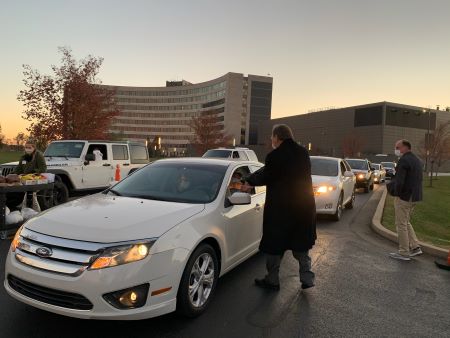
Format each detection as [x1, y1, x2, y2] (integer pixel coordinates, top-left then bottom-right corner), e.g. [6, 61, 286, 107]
[1, 0, 449, 139]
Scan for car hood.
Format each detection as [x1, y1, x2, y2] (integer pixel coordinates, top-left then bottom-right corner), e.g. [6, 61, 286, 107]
[25, 194, 205, 243]
[1, 161, 19, 166]
[311, 175, 337, 185]
[351, 169, 368, 175]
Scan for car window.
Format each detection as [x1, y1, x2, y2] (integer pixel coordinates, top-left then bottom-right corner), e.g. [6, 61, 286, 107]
[203, 150, 232, 158]
[340, 162, 346, 176]
[232, 151, 240, 159]
[228, 166, 255, 196]
[111, 162, 227, 204]
[250, 165, 266, 194]
[246, 151, 258, 162]
[238, 151, 248, 160]
[343, 160, 352, 172]
[112, 145, 129, 160]
[372, 164, 380, 170]
[311, 158, 338, 176]
[87, 144, 108, 160]
[346, 159, 368, 170]
[129, 145, 148, 164]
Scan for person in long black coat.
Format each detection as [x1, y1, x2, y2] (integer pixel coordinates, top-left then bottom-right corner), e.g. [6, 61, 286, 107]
[243, 124, 316, 290]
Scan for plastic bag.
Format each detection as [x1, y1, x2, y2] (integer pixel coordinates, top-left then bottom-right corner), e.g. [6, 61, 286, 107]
[6, 211, 24, 225]
[21, 207, 39, 221]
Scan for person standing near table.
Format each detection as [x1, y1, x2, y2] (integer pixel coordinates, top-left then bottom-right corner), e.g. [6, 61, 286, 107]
[242, 124, 316, 290]
[14, 139, 47, 175]
[6, 139, 47, 210]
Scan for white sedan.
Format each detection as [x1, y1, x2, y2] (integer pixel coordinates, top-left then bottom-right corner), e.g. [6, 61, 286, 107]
[371, 163, 386, 183]
[311, 156, 356, 221]
[5, 158, 266, 320]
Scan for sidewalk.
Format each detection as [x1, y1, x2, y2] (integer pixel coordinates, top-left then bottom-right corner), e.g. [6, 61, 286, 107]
[371, 186, 448, 258]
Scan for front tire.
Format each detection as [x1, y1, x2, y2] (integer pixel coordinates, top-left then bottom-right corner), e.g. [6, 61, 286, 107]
[332, 193, 343, 222]
[345, 189, 355, 209]
[177, 244, 219, 318]
[53, 180, 69, 205]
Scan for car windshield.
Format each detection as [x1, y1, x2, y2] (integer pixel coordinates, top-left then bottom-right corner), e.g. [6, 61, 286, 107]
[311, 158, 338, 177]
[346, 159, 368, 170]
[109, 161, 227, 204]
[381, 162, 395, 168]
[203, 150, 232, 158]
[44, 142, 85, 158]
[372, 164, 380, 170]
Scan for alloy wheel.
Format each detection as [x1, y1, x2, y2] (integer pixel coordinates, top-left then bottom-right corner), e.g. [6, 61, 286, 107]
[188, 253, 215, 308]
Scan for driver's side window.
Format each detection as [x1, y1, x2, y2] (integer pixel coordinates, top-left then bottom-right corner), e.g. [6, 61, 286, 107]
[228, 166, 255, 196]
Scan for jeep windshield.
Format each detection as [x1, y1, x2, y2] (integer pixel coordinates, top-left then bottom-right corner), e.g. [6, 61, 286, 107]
[108, 161, 227, 204]
[346, 159, 368, 170]
[44, 142, 85, 158]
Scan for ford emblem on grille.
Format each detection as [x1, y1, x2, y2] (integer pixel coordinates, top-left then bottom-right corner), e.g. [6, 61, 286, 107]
[36, 247, 53, 258]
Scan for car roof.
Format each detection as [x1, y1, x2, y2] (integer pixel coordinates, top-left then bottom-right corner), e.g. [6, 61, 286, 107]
[155, 157, 261, 167]
[310, 156, 342, 162]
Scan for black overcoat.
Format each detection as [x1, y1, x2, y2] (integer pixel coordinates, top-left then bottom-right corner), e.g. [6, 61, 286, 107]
[246, 139, 316, 254]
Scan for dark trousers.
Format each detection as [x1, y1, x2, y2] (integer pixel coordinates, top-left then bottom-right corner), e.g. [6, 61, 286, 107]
[265, 251, 314, 286]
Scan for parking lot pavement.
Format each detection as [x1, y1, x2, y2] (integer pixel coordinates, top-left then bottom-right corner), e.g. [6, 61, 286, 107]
[1, 184, 449, 338]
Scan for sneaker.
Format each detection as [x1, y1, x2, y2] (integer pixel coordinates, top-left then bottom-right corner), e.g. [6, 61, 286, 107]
[389, 252, 411, 261]
[410, 247, 423, 257]
[254, 278, 280, 291]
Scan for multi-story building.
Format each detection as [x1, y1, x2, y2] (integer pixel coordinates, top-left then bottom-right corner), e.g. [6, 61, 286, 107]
[106, 72, 272, 154]
[257, 101, 450, 171]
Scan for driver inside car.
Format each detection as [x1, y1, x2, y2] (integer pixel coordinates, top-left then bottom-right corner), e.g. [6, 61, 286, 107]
[176, 173, 191, 193]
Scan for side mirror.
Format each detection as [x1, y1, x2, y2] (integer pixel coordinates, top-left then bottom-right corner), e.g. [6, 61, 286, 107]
[228, 192, 251, 205]
[344, 171, 354, 178]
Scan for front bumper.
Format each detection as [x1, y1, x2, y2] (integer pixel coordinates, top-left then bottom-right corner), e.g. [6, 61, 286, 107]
[4, 247, 189, 320]
[314, 190, 340, 215]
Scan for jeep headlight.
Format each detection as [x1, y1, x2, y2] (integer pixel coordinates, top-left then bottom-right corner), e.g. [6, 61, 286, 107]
[90, 239, 157, 270]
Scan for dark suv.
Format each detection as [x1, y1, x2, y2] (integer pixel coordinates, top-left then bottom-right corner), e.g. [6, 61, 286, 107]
[346, 158, 375, 193]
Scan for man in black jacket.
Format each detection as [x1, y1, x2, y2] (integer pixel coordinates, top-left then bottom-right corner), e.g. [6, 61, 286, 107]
[242, 124, 316, 290]
[387, 139, 423, 261]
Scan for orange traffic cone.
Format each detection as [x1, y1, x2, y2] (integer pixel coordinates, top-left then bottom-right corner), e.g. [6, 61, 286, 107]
[115, 164, 121, 181]
[435, 249, 450, 271]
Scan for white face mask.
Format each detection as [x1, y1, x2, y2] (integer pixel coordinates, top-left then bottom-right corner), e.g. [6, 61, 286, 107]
[25, 148, 34, 154]
[394, 149, 402, 157]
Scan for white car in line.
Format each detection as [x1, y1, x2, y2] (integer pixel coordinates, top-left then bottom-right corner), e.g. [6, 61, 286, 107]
[311, 156, 356, 221]
[4, 158, 266, 320]
[371, 163, 386, 184]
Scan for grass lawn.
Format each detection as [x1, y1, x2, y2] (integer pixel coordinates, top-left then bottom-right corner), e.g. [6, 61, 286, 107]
[0, 151, 22, 165]
[382, 177, 450, 249]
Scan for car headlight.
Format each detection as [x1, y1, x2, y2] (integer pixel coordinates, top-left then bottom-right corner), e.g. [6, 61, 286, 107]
[314, 185, 336, 195]
[358, 174, 365, 179]
[374, 172, 379, 176]
[11, 225, 24, 252]
[90, 239, 157, 270]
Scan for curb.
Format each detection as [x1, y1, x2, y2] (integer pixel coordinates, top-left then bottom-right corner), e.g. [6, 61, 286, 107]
[371, 186, 448, 258]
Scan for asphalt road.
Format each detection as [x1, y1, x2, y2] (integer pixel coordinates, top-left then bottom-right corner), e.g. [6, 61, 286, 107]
[1, 184, 449, 338]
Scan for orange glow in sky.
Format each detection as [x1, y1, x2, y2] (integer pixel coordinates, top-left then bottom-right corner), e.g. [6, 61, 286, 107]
[1, 0, 449, 140]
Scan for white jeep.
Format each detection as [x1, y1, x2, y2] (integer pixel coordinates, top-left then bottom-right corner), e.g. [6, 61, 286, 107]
[1, 140, 150, 206]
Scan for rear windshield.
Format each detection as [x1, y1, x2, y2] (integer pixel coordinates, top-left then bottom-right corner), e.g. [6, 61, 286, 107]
[346, 159, 368, 170]
[381, 162, 395, 168]
[203, 150, 232, 158]
[311, 158, 338, 177]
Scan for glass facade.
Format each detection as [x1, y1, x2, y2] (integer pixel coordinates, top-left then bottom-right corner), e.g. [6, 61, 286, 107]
[249, 81, 272, 144]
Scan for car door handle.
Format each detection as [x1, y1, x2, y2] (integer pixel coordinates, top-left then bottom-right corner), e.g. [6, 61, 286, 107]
[103, 163, 111, 167]
[123, 163, 130, 166]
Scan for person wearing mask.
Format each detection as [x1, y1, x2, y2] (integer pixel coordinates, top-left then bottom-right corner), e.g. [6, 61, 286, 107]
[241, 124, 316, 291]
[386, 139, 423, 261]
[93, 148, 103, 161]
[14, 140, 47, 175]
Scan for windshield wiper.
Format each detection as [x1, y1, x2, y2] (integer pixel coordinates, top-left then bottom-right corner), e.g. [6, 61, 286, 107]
[108, 189, 122, 196]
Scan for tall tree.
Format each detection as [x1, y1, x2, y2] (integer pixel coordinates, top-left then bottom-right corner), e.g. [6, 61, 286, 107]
[18, 47, 119, 143]
[189, 111, 232, 155]
[0, 124, 4, 149]
[418, 121, 450, 179]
